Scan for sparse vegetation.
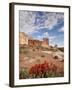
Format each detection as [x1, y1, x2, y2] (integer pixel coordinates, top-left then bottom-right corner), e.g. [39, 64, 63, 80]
[33, 48, 35, 51]
[19, 61, 64, 79]
[41, 55, 45, 57]
[58, 47, 64, 52]
[53, 55, 58, 59]
[19, 45, 64, 79]
[19, 69, 29, 79]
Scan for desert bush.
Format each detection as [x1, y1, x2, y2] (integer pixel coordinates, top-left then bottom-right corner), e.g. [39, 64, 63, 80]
[33, 48, 35, 51]
[53, 55, 58, 59]
[41, 55, 45, 57]
[58, 47, 64, 52]
[19, 69, 29, 79]
[23, 50, 29, 54]
[60, 59, 64, 62]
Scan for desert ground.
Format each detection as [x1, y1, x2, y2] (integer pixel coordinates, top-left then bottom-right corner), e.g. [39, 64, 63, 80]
[19, 45, 64, 79]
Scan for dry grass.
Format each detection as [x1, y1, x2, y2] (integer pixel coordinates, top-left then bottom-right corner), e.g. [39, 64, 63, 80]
[19, 45, 64, 78]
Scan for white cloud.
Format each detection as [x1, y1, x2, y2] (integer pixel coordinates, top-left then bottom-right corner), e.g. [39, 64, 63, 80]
[35, 12, 64, 30]
[43, 32, 49, 38]
[34, 35, 43, 40]
[49, 36, 56, 40]
[19, 11, 64, 34]
[58, 27, 64, 32]
[49, 36, 56, 46]
[19, 11, 36, 34]
[44, 13, 58, 30]
[33, 32, 49, 40]
[36, 32, 56, 41]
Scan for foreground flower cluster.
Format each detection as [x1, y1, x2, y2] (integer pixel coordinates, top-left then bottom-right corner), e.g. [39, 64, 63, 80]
[29, 61, 58, 78]
[20, 61, 64, 79]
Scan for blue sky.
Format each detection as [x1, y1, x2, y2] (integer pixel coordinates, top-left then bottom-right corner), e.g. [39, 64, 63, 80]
[19, 10, 64, 47]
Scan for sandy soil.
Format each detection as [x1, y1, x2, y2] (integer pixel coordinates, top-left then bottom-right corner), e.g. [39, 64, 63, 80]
[19, 48, 64, 73]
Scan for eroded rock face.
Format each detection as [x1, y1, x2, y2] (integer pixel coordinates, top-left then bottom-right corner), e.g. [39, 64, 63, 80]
[19, 32, 49, 48]
[41, 38, 49, 48]
[28, 39, 42, 47]
[19, 32, 28, 45]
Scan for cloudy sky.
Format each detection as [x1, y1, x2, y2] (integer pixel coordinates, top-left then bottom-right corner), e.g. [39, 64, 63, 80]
[19, 10, 64, 47]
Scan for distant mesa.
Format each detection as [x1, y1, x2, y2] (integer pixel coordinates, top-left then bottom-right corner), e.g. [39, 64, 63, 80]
[19, 32, 49, 48]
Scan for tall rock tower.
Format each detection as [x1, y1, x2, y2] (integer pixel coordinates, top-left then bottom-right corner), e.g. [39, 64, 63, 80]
[41, 38, 49, 48]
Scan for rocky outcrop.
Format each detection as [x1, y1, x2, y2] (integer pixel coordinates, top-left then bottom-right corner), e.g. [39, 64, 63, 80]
[19, 32, 28, 45]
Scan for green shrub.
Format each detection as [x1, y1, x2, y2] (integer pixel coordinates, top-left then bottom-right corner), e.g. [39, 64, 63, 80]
[19, 69, 29, 79]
